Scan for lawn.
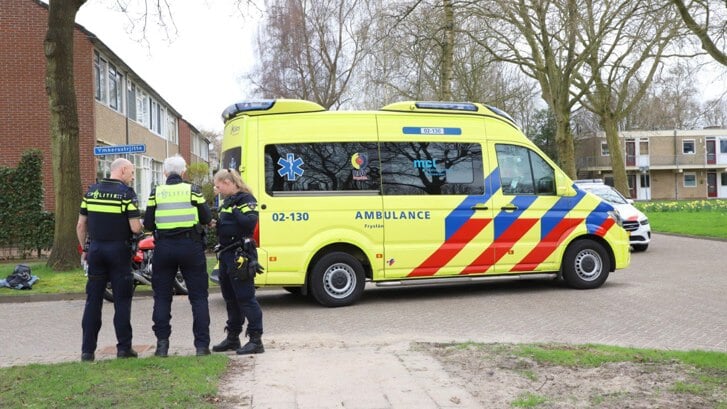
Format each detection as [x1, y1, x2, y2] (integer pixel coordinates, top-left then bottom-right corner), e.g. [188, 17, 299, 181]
[0, 255, 218, 297]
[635, 199, 727, 239]
[0, 355, 229, 409]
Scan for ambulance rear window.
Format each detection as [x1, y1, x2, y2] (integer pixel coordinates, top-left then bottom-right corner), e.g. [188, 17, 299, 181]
[264, 142, 380, 195]
[381, 142, 484, 195]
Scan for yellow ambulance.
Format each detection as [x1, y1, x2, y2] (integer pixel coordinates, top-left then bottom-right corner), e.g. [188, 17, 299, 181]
[220, 99, 630, 307]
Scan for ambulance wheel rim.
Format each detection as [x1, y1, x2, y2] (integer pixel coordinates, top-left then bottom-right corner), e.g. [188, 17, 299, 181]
[323, 263, 356, 299]
[574, 249, 602, 281]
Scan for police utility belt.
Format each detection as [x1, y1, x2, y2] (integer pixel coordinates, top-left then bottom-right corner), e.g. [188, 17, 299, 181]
[214, 238, 264, 281]
[154, 227, 203, 241]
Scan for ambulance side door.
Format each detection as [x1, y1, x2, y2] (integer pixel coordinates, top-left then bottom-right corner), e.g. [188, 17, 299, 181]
[377, 115, 493, 279]
[486, 139, 562, 274]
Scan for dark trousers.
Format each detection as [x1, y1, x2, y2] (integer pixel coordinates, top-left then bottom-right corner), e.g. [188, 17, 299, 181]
[218, 250, 263, 335]
[82, 240, 134, 353]
[151, 237, 210, 348]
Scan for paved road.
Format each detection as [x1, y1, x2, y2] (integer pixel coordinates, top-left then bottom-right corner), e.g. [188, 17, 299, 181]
[1, 233, 725, 369]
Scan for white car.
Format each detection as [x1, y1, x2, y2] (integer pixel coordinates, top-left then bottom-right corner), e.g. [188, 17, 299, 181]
[575, 181, 651, 252]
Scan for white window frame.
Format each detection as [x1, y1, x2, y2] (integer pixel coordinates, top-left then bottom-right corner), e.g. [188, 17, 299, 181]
[682, 139, 695, 154]
[600, 142, 610, 156]
[683, 172, 697, 187]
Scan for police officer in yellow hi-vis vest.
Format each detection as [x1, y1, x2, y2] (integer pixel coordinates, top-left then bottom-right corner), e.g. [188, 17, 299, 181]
[144, 155, 213, 356]
[77, 158, 143, 362]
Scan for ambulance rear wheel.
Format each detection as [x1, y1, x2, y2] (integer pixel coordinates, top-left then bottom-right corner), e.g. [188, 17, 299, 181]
[310, 252, 365, 307]
[562, 240, 610, 289]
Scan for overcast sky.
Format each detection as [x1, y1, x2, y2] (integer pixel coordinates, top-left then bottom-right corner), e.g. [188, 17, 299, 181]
[76, 0, 260, 133]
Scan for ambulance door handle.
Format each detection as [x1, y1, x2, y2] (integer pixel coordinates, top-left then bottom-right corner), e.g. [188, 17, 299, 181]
[501, 205, 518, 212]
[470, 205, 489, 210]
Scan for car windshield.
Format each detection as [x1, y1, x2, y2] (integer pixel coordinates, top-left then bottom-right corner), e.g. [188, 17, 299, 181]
[582, 186, 629, 204]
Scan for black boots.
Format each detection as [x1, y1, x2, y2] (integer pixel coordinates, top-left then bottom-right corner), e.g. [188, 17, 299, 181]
[117, 348, 138, 359]
[212, 328, 241, 352]
[155, 339, 169, 357]
[212, 327, 240, 352]
[237, 331, 264, 355]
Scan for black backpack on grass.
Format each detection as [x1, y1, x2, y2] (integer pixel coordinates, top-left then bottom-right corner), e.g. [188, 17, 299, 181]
[6, 264, 32, 290]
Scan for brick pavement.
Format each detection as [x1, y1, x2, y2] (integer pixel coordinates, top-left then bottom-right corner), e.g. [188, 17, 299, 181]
[1, 233, 725, 408]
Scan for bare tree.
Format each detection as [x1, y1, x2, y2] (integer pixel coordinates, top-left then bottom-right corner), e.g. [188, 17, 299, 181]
[622, 62, 702, 131]
[672, 0, 727, 66]
[573, 0, 684, 196]
[464, 0, 595, 179]
[248, 0, 372, 109]
[702, 97, 727, 127]
[363, 0, 537, 124]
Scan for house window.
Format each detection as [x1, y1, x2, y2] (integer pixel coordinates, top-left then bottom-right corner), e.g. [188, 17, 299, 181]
[152, 161, 164, 187]
[127, 83, 136, 119]
[720, 139, 727, 154]
[166, 115, 178, 144]
[192, 135, 210, 161]
[683, 173, 697, 187]
[95, 54, 107, 104]
[640, 174, 650, 188]
[600, 142, 609, 156]
[639, 140, 649, 154]
[682, 140, 695, 154]
[108, 63, 121, 111]
[721, 173, 727, 186]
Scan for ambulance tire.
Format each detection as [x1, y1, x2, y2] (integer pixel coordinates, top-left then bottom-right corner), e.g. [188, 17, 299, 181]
[562, 240, 610, 289]
[310, 252, 366, 307]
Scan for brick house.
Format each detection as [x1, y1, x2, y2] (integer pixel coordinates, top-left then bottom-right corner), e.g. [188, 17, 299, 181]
[576, 129, 727, 200]
[0, 0, 210, 210]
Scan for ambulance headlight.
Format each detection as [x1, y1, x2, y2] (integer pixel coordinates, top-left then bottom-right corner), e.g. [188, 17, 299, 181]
[608, 209, 623, 227]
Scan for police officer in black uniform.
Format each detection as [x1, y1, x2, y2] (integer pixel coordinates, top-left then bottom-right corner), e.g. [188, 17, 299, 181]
[211, 168, 265, 355]
[144, 155, 213, 357]
[77, 158, 143, 362]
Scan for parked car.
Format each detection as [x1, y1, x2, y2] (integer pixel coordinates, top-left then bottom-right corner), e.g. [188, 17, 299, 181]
[575, 180, 651, 252]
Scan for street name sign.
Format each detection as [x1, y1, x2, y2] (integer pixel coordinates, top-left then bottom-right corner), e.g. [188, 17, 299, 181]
[93, 144, 146, 156]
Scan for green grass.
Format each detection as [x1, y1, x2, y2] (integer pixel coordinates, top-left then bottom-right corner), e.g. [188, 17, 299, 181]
[0, 355, 229, 409]
[512, 344, 727, 371]
[0, 262, 86, 295]
[645, 211, 727, 239]
[634, 199, 727, 239]
[0, 255, 218, 297]
[511, 392, 548, 407]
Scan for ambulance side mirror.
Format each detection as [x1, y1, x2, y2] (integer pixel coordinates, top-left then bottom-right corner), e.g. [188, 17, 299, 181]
[556, 172, 577, 197]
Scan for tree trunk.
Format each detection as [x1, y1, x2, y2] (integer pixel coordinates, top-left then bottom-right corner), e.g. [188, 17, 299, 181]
[45, 0, 86, 270]
[601, 115, 630, 197]
[553, 108, 576, 179]
[440, 0, 454, 100]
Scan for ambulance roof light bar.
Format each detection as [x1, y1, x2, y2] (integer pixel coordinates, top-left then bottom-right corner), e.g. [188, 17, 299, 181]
[485, 104, 516, 124]
[221, 100, 276, 122]
[414, 102, 478, 112]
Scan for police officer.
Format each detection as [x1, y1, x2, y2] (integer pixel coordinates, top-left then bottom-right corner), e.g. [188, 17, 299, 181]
[144, 155, 213, 357]
[77, 158, 143, 362]
[211, 168, 264, 355]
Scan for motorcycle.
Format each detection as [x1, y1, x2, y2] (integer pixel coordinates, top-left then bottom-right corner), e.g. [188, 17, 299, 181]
[81, 234, 188, 302]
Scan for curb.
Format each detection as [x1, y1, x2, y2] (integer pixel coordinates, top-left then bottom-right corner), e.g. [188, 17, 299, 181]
[0, 286, 221, 304]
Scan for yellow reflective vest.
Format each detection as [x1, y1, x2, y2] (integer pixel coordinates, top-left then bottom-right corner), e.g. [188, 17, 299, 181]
[151, 183, 201, 230]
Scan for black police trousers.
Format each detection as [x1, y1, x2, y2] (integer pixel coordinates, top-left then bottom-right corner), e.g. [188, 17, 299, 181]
[82, 240, 134, 354]
[151, 237, 210, 349]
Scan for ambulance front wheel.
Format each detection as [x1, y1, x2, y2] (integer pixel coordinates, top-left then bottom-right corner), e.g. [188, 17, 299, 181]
[562, 240, 610, 289]
[310, 252, 366, 307]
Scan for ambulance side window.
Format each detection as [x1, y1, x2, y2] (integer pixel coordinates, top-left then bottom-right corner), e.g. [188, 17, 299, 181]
[380, 142, 484, 195]
[496, 144, 555, 195]
[264, 142, 380, 194]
